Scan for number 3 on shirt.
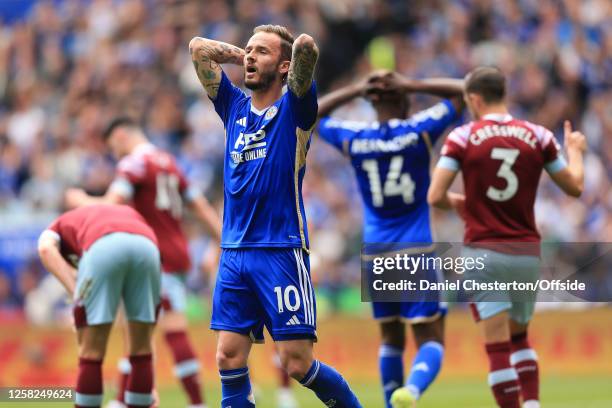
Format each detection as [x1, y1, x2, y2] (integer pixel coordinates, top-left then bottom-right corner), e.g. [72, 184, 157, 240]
[487, 148, 520, 202]
[362, 155, 416, 207]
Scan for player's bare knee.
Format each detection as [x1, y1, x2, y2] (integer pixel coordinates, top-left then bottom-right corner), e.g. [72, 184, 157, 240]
[509, 319, 529, 337]
[216, 351, 245, 370]
[281, 353, 312, 381]
[77, 325, 112, 360]
[487, 314, 508, 332]
[216, 347, 247, 370]
[78, 345, 106, 360]
[277, 343, 313, 380]
[160, 311, 188, 332]
[482, 311, 511, 342]
[380, 320, 405, 348]
[129, 341, 153, 356]
[127, 322, 154, 355]
[412, 319, 444, 347]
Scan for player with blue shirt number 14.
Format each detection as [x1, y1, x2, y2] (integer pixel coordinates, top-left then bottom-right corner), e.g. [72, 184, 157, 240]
[190, 24, 363, 407]
[317, 70, 465, 408]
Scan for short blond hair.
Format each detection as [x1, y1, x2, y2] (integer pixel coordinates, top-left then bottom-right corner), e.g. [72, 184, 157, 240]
[253, 24, 294, 61]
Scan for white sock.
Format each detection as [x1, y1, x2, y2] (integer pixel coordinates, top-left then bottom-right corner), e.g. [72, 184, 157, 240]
[407, 384, 421, 400]
[523, 400, 540, 408]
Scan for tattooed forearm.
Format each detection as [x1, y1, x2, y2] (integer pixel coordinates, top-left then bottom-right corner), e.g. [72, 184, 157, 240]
[287, 34, 319, 97]
[189, 37, 245, 98]
[189, 37, 244, 64]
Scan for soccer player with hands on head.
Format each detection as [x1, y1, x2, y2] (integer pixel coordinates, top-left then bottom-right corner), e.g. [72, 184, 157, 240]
[318, 69, 464, 408]
[190, 25, 362, 407]
[428, 66, 586, 408]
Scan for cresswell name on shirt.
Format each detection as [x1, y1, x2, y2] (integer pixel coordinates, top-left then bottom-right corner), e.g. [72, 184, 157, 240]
[470, 124, 537, 149]
[230, 129, 268, 164]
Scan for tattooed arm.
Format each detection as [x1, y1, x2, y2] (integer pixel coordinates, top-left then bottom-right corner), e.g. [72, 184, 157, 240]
[189, 37, 245, 99]
[287, 34, 319, 97]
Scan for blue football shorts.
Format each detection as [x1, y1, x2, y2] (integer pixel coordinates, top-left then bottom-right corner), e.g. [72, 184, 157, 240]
[367, 251, 447, 323]
[211, 248, 317, 343]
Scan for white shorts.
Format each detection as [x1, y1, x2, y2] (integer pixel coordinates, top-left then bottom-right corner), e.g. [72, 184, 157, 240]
[74, 233, 161, 327]
[160, 272, 188, 313]
[462, 247, 540, 324]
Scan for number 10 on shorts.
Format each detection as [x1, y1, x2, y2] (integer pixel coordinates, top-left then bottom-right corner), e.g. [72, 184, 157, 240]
[274, 285, 301, 313]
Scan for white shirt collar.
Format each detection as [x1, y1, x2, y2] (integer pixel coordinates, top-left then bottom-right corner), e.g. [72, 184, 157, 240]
[482, 113, 513, 123]
[250, 87, 286, 116]
[133, 143, 156, 154]
[250, 104, 268, 116]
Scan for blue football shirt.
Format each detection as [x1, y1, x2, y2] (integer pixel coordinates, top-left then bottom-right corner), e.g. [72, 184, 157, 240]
[211, 71, 317, 250]
[318, 100, 458, 244]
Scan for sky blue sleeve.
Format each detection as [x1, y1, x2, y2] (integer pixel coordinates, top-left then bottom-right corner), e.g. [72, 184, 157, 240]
[287, 81, 318, 130]
[409, 100, 459, 144]
[544, 156, 568, 175]
[210, 71, 246, 126]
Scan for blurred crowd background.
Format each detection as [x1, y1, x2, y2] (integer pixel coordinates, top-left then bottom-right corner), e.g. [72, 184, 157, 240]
[0, 0, 610, 316]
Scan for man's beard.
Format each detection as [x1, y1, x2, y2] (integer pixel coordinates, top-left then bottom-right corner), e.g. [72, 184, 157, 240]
[245, 69, 278, 91]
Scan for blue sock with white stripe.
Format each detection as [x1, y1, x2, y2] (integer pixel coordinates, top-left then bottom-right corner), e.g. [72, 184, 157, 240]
[379, 344, 404, 407]
[220, 367, 254, 408]
[406, 341, 444, 399]
[300, 360, 362, 407]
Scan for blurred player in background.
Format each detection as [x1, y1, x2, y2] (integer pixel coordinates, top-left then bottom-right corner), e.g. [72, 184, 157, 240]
[189, 24, 362, 407]
[428, 66, 587, 408]
[38, 205, 160, 408]
[65, 118, 222, 408]
[317, 71, 464, 408]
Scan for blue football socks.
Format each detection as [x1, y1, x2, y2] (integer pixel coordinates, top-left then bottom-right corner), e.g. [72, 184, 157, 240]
[300, 360, 362, 407]
[406, 341, 444, 399]
[220, 367, 255, 407]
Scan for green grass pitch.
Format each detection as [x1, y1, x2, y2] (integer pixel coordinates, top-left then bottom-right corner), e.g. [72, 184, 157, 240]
[162, 376, 612, 407]
[4, 375, 610, 407]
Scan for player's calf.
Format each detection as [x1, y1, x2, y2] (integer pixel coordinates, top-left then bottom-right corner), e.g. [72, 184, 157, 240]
[486, 341, 521, 408]
[165, 330, 204, 407]
[123, 322, 155, 408]
[299, 360, 363, 408]
[76, 357, 104, 408]
[216, 333, 255, 407]
[159, 275, 206, 407]
[388, 319, 446, 407]
[220, 367, 255, 407]
[75, 324, 112, 408]
[379, 320, 406, 407]
[277, 339, 315, 380]
[274, 353, 298, 408]
[481, 313, 521, 408]
[276, 340, 363, 407]
[124, 354, 154, 408]
[405, 319, 445, 400]
[510, 332, 539, 408]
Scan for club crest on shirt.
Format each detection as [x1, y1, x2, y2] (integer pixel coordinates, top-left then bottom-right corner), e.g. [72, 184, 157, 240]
[264, 106, 278, 121]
